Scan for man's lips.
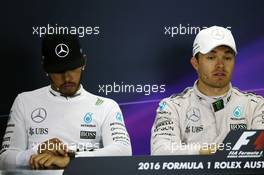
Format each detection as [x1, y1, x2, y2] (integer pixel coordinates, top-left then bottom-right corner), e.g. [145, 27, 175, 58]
[62, 83, 76, 89]
[213, 72, 226, 76]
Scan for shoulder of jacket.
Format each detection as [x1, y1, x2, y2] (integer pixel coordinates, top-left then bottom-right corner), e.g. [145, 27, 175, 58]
[232, 87, 264, 103]
[84, 90, 119, 108]
[169, 87, 193, 101]
[158, 87, 193, 109]
[18, 86, 48, 99]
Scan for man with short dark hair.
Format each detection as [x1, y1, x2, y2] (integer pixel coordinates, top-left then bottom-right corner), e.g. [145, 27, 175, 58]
[0, 34, 132, 169]
[151, 26, 264, 155]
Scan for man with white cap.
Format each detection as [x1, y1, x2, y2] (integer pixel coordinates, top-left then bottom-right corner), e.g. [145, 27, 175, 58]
[0, 34, 132, 169]
[151, 26, 264, 155]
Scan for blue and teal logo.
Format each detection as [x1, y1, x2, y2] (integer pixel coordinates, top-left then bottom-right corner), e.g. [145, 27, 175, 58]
[159, 102, 167, 111]
[116, 112, 123, 122]
[233, 106, 242, 118]
[84, 113, 93, 124]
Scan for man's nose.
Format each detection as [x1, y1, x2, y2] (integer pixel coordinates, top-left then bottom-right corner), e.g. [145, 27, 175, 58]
[215, 58, 224, 68]
[62, 71, 71, 82]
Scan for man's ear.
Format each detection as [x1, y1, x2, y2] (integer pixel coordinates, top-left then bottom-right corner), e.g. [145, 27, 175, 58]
[190, 57, 199, 72]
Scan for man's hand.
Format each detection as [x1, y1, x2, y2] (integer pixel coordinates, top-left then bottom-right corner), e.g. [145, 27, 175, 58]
[30, 152, 70, 169]
[38, 138, 67, 156]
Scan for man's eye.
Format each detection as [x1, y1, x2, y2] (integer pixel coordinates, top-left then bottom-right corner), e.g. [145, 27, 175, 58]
[224, 57, 232, 61]
[207, 56, 215, 60]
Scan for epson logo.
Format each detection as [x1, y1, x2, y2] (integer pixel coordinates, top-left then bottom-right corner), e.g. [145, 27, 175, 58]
[80, 131, 96, 139]
[230, 124, 247, 131]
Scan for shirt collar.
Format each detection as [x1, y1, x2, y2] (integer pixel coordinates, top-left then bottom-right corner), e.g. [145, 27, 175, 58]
[48, 84, 83, 99]
[193, 80, 233, 109]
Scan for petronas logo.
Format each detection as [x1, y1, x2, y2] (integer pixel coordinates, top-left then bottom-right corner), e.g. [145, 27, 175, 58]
[233, 106, 242, 118]
[95, 98, 104, 106]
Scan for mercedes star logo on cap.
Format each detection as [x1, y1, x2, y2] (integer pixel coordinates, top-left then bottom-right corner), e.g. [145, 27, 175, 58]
[55, 43, 69, 58]
[211, 29, 225, 40]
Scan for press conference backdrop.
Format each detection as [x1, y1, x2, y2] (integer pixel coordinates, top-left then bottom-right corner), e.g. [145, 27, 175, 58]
[0, 0, 264, 155]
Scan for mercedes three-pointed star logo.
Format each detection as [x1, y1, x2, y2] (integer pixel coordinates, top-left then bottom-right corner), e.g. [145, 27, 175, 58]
[211, 29, 225, 40]
[55, 43, 69, 58]
[186, 107, 201, 122]
[31, 108, 47, 123]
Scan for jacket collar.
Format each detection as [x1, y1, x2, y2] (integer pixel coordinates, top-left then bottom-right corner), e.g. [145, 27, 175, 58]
[48, 84, 83, 100]
[193, 80, 232, 110]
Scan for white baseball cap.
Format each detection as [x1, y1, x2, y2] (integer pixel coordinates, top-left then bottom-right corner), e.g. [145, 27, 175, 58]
[192, 26, 237, 56]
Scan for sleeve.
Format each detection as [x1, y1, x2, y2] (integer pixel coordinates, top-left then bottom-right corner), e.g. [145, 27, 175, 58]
[76, 100, 132, 157]
[0, 95, 38, 169]
[251, 95, 264, 129]
[151, 99, 200, 155]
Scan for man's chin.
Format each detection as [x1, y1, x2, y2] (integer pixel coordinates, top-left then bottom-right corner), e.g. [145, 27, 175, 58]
[59, 83, 81, 97]
[211, 81, 230, 88]
[60, 89, 78, 97]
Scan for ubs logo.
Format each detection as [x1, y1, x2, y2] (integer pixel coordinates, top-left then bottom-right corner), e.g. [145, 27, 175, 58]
[29, 127, 48, 135]
[31, 108, 47, 123]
